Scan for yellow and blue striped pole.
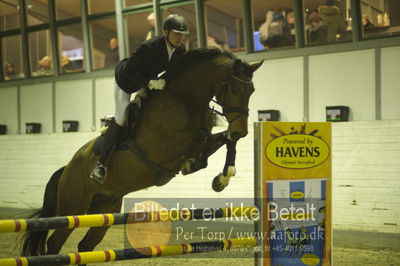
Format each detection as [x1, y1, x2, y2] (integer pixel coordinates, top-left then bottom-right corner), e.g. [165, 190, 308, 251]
[0, 237, 256, 266]
[0, 206, 257, 233]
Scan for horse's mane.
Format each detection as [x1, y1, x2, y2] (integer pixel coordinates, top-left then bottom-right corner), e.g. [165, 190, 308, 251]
[166, 48, 236, 82]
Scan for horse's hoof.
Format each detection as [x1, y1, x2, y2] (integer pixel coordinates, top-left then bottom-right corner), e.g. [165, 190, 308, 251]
[212, 175, 226, 192]
[180, 159, 195, 175]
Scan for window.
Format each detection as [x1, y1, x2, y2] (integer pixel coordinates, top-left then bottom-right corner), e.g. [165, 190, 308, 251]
[58, 24, 85, 73]
[56, 0, 81, 20]
[205, 0, 244, 52]
[0, 0, 20, 31]
[2, 35, 24, 80]
[90, 18, 118, 69]
[252, 0, 295, 51]
[26, 0, 49, 26]
[303, 0, 352, 46]
[29, 30, 54, 77]
[163, 4, 197, 50]
[361, 0, 400, 38]
[88, 0, 115, 15]
[125, 0, 152, 8]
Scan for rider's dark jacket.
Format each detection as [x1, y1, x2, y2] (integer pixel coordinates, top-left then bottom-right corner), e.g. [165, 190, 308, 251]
[115, 35, 186, 94]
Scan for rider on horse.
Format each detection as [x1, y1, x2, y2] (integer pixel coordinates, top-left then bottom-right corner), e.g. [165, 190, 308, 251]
[90, 14, 190, 183]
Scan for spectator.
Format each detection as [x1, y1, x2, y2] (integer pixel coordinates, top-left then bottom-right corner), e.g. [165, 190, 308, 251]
[362, 13, 375, 31]
[61, 55, 75, 73]
[258, 10, 274, 47]
[263, 8, 292, 49]
[207, 35, 228, 51]
[286, 12, 296, 43]
[4, 62, 17, 80]
[318, 0, 346, 42]
[145, 12, 156, 40]
[104, 37, 119, 69]
[306, 12, 327, 45]
[37, 56, 53, 76]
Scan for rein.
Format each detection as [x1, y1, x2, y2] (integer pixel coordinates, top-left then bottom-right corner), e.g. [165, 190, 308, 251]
[211, 74, 252, 123]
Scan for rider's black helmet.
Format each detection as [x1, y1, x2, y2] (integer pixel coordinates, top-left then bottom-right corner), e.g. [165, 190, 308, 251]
[163, 14, 190, 35]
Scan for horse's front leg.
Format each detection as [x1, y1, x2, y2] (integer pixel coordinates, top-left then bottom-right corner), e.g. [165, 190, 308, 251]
[212, 140, 237, 192]
[180, 130, 237, 192]
[180, 130, 229, 175]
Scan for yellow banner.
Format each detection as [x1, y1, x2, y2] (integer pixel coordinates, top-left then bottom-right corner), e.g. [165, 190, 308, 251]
[262, 122, 331, 180]
[259, 122, 332, 266]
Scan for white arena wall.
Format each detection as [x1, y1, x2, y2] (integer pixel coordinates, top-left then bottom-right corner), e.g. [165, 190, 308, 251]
[0, 121, 399, 235]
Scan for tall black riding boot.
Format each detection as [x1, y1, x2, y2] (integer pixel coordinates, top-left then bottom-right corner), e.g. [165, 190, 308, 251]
[90, 119, 123, 183]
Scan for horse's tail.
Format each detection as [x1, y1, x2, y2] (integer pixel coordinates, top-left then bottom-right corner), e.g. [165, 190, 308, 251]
[21, 166, 65, 256]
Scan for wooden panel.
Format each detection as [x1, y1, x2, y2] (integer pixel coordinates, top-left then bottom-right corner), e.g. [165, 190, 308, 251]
[55, 80, 93, 132]
[0, 87, 18, 134]
[95, 77, 115, 130]
[309, 50, 376, 121]
[20, 83, 53, 134]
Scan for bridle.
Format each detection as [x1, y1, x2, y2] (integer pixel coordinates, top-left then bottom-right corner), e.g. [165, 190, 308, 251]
[211, 74, 253, 124]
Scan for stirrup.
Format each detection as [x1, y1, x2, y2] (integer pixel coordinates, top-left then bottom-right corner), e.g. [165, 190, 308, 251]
[90, 162, 107, 184]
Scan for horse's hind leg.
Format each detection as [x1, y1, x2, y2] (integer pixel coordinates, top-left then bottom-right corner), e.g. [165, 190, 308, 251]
[78, 196, 123, 253]
[46, 195, 90, 254]
[46, 228, 74, 255]
[47, 168, 92, 254]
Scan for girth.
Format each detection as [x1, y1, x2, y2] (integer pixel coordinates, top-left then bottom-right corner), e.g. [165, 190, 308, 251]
[126, 140, 177, 179]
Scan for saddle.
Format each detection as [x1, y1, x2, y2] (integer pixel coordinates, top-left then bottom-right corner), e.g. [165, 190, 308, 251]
[93, 101, 140, 155]
[93, 90, 215, 186]
[93, 101, 178, 186]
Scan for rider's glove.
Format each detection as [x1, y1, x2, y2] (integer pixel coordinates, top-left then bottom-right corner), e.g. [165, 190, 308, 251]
[133, 88, 147, 108]
[148, 79, 165, 90]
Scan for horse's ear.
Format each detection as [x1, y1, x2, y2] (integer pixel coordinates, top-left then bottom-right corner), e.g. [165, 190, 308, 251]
[250, 60, 264, 73]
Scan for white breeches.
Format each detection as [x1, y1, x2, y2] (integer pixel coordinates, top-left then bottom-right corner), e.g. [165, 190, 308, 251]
[114, 82, 131, 126]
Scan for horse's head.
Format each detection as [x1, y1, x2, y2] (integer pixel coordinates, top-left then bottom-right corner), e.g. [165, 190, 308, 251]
[216, 59, 263, 141]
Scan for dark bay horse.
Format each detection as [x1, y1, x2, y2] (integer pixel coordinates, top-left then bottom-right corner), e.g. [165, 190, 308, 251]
[21, 48, 263, 257]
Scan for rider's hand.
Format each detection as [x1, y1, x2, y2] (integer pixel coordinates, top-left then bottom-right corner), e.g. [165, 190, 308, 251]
[133, 88, 146, 108]
[148, 79, 165, 90]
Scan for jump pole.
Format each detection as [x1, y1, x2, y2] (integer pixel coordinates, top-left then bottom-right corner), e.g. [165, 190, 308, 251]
[0, 237, 256, 266]
[0, 206, 257, 233]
